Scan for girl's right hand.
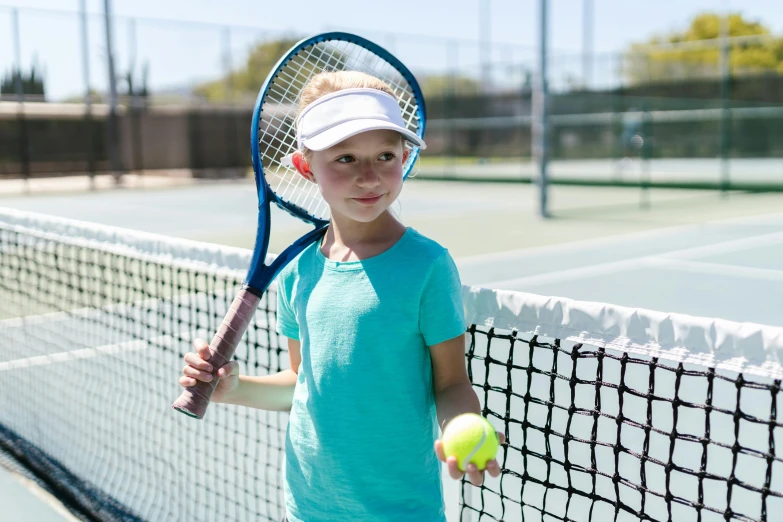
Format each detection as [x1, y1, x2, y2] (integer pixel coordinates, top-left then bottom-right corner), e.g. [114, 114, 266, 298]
[179, 338, 240, 403]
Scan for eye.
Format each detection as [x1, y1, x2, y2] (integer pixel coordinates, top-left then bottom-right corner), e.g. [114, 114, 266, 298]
[336, 155, 355, 164]
[378, 152, 395, 161]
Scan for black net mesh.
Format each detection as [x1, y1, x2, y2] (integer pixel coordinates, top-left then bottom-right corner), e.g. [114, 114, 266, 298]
[463, 325, 782, 522]
[1, 209, 781, 522]
[0, 214, 287, 522]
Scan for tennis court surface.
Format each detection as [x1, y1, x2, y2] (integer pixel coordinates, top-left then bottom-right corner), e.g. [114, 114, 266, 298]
[1, 206, 781, 521]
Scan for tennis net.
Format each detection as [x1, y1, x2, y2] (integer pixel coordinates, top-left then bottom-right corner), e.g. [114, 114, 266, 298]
[1, 208, 781, 522]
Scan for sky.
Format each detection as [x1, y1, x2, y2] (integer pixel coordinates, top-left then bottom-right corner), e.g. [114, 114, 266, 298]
[1, 0, 783, 100]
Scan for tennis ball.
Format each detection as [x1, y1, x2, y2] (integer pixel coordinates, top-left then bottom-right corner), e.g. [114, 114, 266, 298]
[442, 413, 499, 472]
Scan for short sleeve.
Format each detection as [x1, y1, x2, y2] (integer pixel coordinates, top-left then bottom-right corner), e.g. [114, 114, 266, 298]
[275, 272, 300, 341]
[419, 251, 466, 346]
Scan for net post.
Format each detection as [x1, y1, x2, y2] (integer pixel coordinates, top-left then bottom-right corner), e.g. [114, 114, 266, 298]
[533, 0, 550, 218]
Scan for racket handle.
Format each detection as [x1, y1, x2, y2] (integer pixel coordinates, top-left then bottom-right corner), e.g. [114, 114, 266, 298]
[172, 289, 261, 419]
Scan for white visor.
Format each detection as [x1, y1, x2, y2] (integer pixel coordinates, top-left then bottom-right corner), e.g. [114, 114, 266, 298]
[294, 87, 425, 153]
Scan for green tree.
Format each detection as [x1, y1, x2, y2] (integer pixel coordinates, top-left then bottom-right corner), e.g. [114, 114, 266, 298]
[0, 59, 45, 99]
[418, 75, 481, 98]
[194, 37, 306, 102]
[624, 12, 783, 84]
[195, 37, 486, 102]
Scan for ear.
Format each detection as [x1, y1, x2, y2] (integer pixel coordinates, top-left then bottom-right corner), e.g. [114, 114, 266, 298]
[291, 151, 315, 182]
[402, 148, 411, 164]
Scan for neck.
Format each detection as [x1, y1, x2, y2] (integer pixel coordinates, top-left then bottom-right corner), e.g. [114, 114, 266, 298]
[328, 210, 405, 246]
[321, 211, 406, 261]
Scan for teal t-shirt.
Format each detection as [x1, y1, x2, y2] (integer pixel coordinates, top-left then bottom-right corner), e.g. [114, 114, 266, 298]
[275, 227, 466, 522]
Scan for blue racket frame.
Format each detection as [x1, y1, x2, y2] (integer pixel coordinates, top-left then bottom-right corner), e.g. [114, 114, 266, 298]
[244, 31, 427, 295]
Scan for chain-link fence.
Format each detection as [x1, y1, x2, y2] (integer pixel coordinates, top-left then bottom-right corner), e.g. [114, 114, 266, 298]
[1, 5, 782, 190]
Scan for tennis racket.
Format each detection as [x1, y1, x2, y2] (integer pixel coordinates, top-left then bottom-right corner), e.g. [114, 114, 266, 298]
[172, 32, 426, 419]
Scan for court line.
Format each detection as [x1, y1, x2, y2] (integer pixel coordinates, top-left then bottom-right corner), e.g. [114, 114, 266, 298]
[0, 292, 272, 331]
[663, 230, 783, 259]
[0, 306, 127, 329]
[648, 258, 783, 282]
[457, 212, 783, 266]
[482, 230, 783, 288]
[0, 335, 177, 372]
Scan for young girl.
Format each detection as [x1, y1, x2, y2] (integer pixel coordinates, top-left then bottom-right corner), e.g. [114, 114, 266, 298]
[180, 71, 503, 522]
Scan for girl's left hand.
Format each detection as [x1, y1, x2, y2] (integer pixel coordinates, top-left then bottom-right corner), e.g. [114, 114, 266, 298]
[434, 432, 505, 486]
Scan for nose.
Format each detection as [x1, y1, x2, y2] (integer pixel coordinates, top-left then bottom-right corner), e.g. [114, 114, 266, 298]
[356, 161, 381, 187]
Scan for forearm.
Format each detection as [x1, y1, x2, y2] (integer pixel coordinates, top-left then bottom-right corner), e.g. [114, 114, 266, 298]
[215, 369, 298, 411]
[435, 381, 481, 432]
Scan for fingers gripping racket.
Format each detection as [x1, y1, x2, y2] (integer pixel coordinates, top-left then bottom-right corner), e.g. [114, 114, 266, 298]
[172, 32, 426, 419]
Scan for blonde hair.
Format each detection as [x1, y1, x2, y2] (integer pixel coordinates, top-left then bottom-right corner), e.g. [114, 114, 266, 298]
[297, 71, 401, 160]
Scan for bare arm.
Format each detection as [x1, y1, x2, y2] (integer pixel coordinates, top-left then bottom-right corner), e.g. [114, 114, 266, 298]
[430, 333, 481, 430]
[430, 333, 504, 486]
[218, 337, 302, 411]
[183, 337, 301, 412]
[216, 370, 298, 411]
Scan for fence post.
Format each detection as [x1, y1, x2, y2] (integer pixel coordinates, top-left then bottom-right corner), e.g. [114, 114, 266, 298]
[640, 104, 652, 209]
[222, 26, 241, 178]
[532, 0, 550, 218]
[11, 8, 31, 193]
[103, 0, 123, 184]
[128, 17, 145, 178]
[582, 0, 593, 89]
[719, 13, 731, 196]
[447, 40, 459, 178]
[79, 0, 96, 189]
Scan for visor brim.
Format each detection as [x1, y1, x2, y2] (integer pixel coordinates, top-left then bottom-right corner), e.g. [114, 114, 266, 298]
[302, 119, 426, 152]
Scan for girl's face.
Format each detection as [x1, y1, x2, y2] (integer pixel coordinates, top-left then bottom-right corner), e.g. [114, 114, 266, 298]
[294, 130, 410, 224]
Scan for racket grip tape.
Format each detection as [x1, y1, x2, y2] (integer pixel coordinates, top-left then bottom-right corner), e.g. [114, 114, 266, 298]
[171, 289, 261, 419]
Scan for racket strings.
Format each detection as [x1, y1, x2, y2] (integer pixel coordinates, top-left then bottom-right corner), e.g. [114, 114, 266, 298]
[261, 45, 348, 218]
[259, 39, 423, 222]
[280, 43, 349, 216]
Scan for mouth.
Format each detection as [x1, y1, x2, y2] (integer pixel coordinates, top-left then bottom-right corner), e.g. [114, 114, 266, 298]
[352, 194, 384, 205]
